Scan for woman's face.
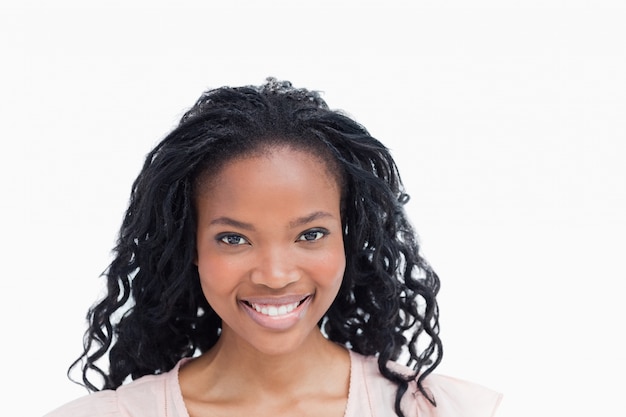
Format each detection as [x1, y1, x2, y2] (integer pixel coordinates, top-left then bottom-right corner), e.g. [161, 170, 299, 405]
[195, 146, 345, 355]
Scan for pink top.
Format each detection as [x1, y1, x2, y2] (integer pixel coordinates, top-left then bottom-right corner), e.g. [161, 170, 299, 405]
[44, 351, 502, 417]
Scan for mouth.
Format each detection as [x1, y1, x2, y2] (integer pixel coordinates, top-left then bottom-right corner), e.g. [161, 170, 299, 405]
[239, 295, 312, 330]
[242, 295, 311, 318]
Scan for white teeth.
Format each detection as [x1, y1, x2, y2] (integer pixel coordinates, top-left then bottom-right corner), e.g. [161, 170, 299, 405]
[251, 301, 299, 317]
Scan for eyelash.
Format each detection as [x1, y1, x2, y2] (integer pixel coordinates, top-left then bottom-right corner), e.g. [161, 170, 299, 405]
[297, 228, 328, 242]
[218, 234, 249, 246]
[216, 228, 329, 246]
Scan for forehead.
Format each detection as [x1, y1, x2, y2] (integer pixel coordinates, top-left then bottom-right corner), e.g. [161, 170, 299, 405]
[197, 144, 343, 197]
[195, 147, 342, 221]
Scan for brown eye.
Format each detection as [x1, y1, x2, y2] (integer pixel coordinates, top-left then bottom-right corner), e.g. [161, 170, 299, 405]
[218, 234, 249, 245]
[297, 229, 327, 242]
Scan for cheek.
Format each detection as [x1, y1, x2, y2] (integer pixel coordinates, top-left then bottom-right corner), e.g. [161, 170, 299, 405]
[315, 247, 347, 288]
[197, 256, 238, 297]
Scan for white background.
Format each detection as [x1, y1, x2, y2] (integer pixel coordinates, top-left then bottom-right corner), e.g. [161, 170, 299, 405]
[1, 1, 625, 416]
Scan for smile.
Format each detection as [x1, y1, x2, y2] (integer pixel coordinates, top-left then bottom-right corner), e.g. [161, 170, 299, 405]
[240, 295, 312, 330]
[249, 301, 300, 317]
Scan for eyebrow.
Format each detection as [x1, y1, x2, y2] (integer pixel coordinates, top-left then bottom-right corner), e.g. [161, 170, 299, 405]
[208, 211, 335, 230]
[209, 217, 255, 231]
[288, 211, 334, 228]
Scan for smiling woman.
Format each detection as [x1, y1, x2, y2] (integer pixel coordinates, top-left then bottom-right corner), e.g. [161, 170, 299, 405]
[194, 148, 346, 357]
[43, 78, 502, 417]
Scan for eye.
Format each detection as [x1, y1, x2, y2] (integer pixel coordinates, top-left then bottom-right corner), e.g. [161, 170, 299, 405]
[218, 234, 249, 246]
[297, 229, 328, 242]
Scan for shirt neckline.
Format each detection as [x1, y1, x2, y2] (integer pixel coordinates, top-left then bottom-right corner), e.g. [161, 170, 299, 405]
[170, 349, 357, 417]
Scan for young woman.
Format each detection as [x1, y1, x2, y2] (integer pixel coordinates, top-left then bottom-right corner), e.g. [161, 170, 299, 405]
[45, 79, 501, 417]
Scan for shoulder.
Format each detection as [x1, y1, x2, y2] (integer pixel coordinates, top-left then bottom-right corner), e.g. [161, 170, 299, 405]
[349, 351, 502, 417]
[43, 366, 182, 417]
[43, 390, 120, 417]
[410, 373, 503, 417]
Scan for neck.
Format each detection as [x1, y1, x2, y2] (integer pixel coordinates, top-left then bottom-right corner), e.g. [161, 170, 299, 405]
[208, 328, 345, 391]
[179, 328, 351, 416]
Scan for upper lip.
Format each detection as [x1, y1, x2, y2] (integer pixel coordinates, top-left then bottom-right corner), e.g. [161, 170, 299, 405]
[240, 294, 311, 305]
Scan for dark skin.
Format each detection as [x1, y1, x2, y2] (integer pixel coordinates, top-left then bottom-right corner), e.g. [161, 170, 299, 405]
[180, 147, 351, 417]
[180, 335, 349, 417]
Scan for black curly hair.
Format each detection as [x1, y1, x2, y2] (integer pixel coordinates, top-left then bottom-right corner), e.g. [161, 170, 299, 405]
[70, 78, 442, 417]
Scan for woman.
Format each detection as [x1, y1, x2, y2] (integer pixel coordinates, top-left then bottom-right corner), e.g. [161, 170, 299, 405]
[45, 78, 501, 417]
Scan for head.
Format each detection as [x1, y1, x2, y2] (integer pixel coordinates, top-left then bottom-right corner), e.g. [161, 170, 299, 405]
[79, 79, 441, 411]
[194, 145, 346, 356]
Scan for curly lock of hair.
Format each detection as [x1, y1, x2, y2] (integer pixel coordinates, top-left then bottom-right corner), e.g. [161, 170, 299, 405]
[69, 78, 442, 417]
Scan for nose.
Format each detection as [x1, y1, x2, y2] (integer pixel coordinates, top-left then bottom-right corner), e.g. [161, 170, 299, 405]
[250, 245, 300, 289]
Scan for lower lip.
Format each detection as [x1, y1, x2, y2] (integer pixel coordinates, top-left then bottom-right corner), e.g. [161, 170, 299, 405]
[240, 297, 312, 331]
